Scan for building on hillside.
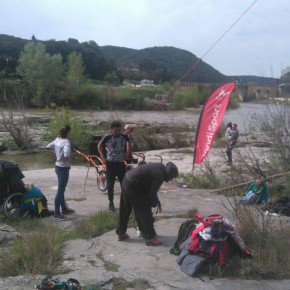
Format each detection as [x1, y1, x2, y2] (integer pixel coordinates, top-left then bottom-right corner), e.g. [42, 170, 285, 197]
[140, 79, 155, 87]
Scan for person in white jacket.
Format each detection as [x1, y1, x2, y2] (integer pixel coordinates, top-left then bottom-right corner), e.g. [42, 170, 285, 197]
[46, 125, 75, 220]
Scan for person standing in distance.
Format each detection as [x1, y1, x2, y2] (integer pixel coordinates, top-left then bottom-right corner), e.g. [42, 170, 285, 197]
[98, 121, 132, 211]
[226, 123, 239, 165]
[46, 125, 75, 220]
[225, 122, 233, 165]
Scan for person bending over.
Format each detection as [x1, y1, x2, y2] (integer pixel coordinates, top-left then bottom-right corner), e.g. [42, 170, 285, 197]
[116, 162, 179, 246]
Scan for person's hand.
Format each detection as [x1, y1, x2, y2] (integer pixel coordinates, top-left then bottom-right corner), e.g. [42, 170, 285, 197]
[156, 206, 162, 214]
[242, 246, 254, 257]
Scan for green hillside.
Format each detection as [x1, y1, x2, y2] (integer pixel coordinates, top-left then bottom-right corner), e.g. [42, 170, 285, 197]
[0, 34, 278, 85]
[100, 45, 230, 83]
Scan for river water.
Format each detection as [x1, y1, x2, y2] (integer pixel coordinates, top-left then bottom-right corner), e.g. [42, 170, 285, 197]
[78, 102, 270, 132]
[0, 103, 278, 170]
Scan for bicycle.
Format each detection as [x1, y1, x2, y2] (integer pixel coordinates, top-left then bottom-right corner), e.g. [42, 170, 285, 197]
[75, 149, 146, 192]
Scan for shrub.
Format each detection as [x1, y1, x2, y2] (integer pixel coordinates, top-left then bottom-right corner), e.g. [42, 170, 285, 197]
[59, 83, 108, 109]
[220, 201, 290, 279]
[43, 107, 92, 150]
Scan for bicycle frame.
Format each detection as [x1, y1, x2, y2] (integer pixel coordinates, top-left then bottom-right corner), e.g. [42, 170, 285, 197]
[75, 149, 147, 193]
[75, 149, 108, 192]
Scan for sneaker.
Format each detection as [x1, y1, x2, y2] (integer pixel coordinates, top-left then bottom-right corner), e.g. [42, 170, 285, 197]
[136, 228, 142, 238]
[109, 202, 115, 212]
[118, 233, 129, 241]
[54, 214, 66, 220]
[62, 208, 75, 215]
[146, 238, 162, 246]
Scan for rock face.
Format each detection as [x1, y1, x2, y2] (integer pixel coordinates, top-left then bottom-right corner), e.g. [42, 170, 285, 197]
[0, 223, 19, 246]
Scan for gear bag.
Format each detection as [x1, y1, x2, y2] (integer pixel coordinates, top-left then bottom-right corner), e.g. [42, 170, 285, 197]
[36, 276, 80, 290]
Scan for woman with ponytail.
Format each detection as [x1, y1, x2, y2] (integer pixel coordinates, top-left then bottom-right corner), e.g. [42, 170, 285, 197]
[46, 125, 75, 220]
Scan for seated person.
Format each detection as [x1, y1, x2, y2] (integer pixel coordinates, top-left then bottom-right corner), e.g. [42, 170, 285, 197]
[21, 183, 52, 216]
[241, 175, 269, 204]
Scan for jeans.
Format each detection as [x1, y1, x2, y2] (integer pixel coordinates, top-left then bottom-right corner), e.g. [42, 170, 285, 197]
[242, 191, 258, 204]
[55, 166, 70, 214]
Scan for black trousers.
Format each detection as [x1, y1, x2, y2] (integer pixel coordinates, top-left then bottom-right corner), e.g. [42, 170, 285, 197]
[106, 161, 126, 202]
[116, 177, 157, 240]
[226, 148, 232, 163]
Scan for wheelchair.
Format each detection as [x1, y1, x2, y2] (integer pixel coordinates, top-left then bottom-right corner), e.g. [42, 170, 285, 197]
[1, 183, 28, 220]
[0, 160, 28, 220]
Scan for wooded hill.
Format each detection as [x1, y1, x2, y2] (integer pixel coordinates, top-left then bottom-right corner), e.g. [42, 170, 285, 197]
[99, 45, 229, 83]
[0, 34, 277, 84]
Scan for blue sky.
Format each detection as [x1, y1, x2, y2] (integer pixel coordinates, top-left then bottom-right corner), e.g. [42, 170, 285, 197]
[1, 0, 289, 78]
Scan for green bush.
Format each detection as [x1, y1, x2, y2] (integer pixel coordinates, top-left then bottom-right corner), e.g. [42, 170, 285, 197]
[59, 83, 108, 109]
[43, 107, 92, 149]
[171, 86, 212, 109]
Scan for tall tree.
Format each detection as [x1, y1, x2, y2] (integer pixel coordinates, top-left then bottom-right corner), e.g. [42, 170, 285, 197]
[16, 42, 63, 107]
[66, 51, 84, 86]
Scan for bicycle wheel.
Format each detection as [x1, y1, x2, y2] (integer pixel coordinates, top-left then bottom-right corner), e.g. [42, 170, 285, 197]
[96, 169, 107, 192]
[3, 193, 28, 220]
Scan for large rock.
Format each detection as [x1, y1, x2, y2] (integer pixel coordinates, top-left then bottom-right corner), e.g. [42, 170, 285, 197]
[0, 223, 19, 246]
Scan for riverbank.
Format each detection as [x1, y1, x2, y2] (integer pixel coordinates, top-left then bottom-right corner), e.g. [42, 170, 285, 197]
[1, 148, 289, 290]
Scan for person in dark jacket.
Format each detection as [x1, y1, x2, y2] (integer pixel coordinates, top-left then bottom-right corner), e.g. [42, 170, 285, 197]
[116, 162, 179, 246]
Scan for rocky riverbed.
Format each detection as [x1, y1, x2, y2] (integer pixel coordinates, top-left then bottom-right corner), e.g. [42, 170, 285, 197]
[1, 108, 288, 289]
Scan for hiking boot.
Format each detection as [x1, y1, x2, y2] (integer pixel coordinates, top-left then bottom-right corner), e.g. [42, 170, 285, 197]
[146, 238, 162, 246]
[62, 208, 75, 215]
[54, 214, 66, 220]
[118, 233, 129, 241]
[109, 202, 115, 212]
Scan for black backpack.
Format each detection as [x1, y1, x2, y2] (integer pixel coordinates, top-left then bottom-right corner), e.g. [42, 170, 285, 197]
[275, 196, 290, 216]
[170, 219, 197, 255]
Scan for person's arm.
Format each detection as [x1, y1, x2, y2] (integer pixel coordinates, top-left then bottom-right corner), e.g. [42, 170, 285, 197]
[258, 183, 269, 203]
[147, 173, 164, 207]
[123, 134, 132, 160]
[46, 140, 54, 150]
[156, 195, 162, 214]
[97, 136, 107, 164]
[125, 140, 132, 160]
[62, 140, 71, 162]
[46, 140, 56, 157]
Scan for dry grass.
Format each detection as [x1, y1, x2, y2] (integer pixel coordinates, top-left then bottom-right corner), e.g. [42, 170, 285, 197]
[220, 199, 290, 279]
